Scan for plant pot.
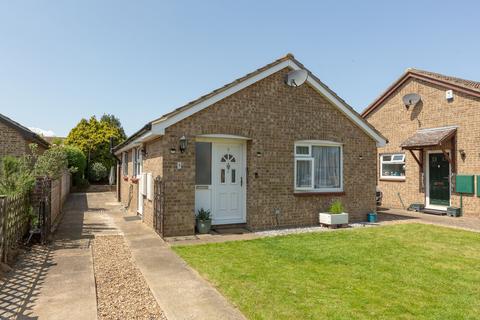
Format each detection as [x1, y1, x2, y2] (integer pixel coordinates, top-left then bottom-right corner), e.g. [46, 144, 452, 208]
[367, 212, 377, 223]
[196, 219, 212, 234]
[319, 212, 349, 226]
[130, 177, 139, 184]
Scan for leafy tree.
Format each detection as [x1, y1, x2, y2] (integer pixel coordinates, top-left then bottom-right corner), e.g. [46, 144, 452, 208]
[34, 146, 68, 179]
[65, 114, 126, 180]
[0, 155, 35, 195]
[63, 145, 87, 185]
[51, 137, 65, 146]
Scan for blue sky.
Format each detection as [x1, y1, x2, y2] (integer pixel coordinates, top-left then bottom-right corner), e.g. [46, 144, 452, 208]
[0, 1, 479, 137]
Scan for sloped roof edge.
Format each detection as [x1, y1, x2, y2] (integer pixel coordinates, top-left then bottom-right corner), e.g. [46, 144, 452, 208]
[116, 54, 387, 153]
[362, 69, 480, 118]
[0, 113, 50, 148]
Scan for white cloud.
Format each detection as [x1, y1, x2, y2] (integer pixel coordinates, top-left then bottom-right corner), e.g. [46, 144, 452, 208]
[28, 127, 56, 137]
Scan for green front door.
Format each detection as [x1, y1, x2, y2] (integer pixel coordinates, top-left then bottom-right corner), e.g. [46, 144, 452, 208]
[428, 153, 450, 206]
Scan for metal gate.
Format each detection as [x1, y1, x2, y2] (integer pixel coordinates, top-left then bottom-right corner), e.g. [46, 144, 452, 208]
[153, 176, 165, 238]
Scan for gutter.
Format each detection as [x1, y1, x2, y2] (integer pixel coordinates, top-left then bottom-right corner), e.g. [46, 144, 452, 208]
[112, 123, 152, 154]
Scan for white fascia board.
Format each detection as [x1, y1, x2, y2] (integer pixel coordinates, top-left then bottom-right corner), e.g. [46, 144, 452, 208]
[148, 58, 386, 147]
[115, 142, 141, 155]
[151, 60, 292, 135]
[288, 61, 387, 147]
[114, 132, 152, 154]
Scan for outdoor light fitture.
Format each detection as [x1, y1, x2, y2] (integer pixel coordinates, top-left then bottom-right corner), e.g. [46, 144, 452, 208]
[179, 135, 187, 153]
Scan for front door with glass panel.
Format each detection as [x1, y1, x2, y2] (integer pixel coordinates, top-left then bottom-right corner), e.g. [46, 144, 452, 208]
[426, 152, 450, 209]
[212, 143, 245, 225]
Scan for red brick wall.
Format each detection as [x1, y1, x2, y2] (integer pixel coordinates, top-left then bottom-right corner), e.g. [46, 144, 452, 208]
[0, 121, 47, 157]
[158, 67, 377, 236]
[365, 77, 480, 217]
[119, 67, 378, 236]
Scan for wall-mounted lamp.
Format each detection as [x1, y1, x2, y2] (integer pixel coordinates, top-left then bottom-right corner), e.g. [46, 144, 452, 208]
[179, 135, 187, 153]
[459, 149, 466, 160]
[141, 148, 147, 157]
[170, 148, 176, 154]
[256, 151, 262, 157]
[358, 155, 363, 160]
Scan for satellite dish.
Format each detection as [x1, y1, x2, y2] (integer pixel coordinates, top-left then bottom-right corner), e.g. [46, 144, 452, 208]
[402, 93, 421, 108]
[285, 69, 308, 87]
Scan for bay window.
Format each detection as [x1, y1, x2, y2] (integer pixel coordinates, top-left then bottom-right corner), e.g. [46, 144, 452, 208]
[380, 153, 405, 180]
[294, 141, 343, 192]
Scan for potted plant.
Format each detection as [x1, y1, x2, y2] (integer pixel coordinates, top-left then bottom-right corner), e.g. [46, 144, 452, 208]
[319, 200, 349, 227]
[196, 208, 212, 234]
[130, 176, 139, 184]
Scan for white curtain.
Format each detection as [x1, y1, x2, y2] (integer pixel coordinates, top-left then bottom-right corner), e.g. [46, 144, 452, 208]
[312, 146, 340, 188]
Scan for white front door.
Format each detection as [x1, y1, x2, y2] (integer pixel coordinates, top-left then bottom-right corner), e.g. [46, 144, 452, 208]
[212, 142, 246, 225]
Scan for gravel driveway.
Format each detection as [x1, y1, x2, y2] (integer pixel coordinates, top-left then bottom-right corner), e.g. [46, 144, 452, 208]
[93, 235, 167, 320]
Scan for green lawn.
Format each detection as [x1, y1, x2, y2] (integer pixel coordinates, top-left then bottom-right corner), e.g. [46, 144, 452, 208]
[173, 224, 480, 320]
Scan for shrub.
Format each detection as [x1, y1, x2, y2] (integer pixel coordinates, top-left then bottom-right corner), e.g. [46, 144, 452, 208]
[89, 162, 108, 182]
[34, 146, 68, 179]
[63, 145, 87, 185]
[328, 200, 344, 214]
[0, 156, 35, 195]
[196, 208, 211, 221]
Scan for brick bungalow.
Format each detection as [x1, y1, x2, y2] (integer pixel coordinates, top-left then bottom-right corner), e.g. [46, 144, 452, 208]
[114, 54, 386, 236]
[0, 113, 49, 157]
[362, 68, 480, 217]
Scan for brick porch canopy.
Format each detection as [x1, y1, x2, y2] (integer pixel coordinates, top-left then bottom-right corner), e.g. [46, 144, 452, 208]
[400, 126, 457, 150]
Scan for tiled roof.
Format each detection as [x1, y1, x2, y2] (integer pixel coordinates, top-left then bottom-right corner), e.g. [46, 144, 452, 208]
[151, 54, 295, 124]
[409, 68, 480, 93]
[114, 54, 387, 152]
[0, 113, 50, 148]
[362, 68, 480, 118]
[400, 126, 457, 149]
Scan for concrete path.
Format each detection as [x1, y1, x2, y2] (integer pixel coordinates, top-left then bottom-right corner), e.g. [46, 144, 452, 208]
[31, 192, 119, 319]
[105, 194, 246, 320]
[377, 207, 480, 232]
[1, 191, 245, 320]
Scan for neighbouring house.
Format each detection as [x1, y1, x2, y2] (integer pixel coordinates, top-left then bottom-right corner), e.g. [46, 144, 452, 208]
[362, 68, 480, 217]
[43, 136, 66, 145]
[114, 54, 386, 236]
[0, 113, 50, 157]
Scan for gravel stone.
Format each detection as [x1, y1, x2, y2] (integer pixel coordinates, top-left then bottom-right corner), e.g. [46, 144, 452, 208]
[254, 223, 376, 237]
[92, 235, 167, 320]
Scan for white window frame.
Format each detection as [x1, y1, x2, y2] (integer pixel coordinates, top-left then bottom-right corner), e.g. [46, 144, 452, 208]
[132, 148, 140, 177]
[122, 152, 128, 176]
[132, 149, 137, 177]
[133, 148, 143, 178]
[294, 140, 343, 193]
[380, 153, 406, 181]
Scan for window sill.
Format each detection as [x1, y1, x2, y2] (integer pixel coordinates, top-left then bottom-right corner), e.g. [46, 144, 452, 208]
[294, 191, 345, 196]
[380, 178, 406, 182]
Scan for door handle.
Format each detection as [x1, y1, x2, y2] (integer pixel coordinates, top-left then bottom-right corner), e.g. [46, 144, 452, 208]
[240, 177, 243, 187]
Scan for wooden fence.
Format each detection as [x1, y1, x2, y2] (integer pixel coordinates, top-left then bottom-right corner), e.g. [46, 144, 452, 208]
[0, 171, 71, 264]
[0, 193, 31, 263]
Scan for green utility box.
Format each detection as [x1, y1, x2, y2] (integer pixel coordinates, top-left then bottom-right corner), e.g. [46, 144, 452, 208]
[456, 175, 475, 194]
[477, 176, 480, 197]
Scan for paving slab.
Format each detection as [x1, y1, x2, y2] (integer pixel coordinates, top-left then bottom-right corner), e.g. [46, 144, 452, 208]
[377, 208, 480, 232]
[104, 197, 246, 320]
